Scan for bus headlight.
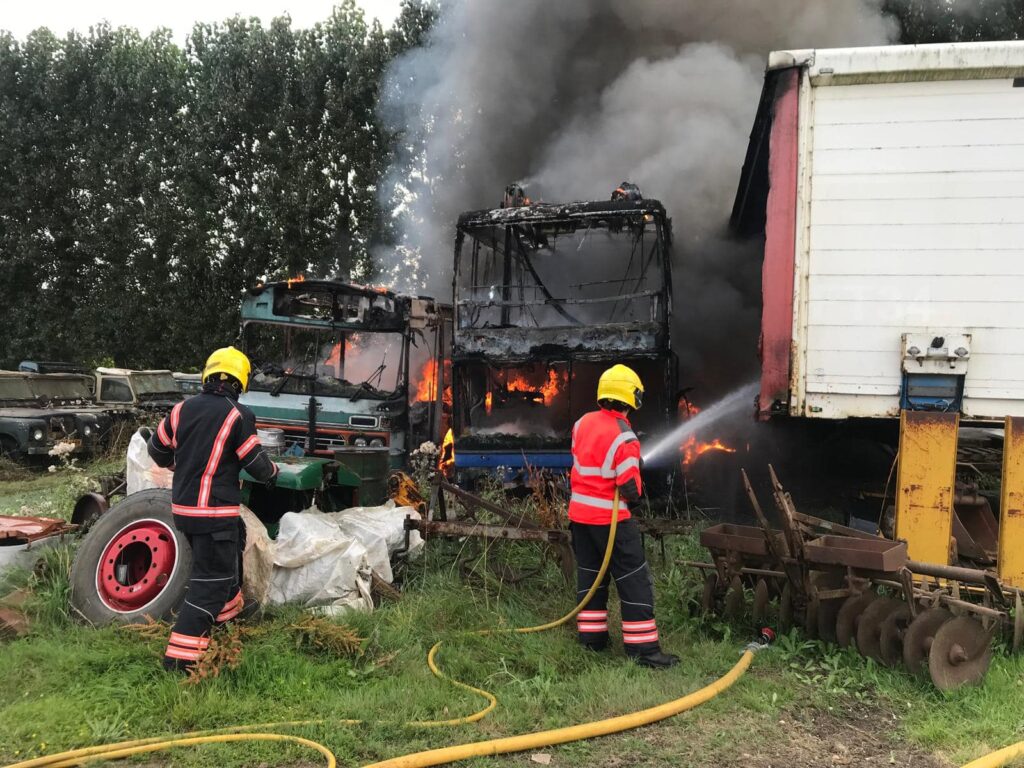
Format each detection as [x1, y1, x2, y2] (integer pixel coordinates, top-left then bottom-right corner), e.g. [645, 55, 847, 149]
[369, 438, 384, 448]
[32, 429, 45, 441]
[83, 425, 92, 437]
[354, 437, 368, 447]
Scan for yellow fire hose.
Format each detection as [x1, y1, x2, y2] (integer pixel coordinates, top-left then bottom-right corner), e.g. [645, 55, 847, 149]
[960, 743, 1024, 768]
[2, 492, 767, 768]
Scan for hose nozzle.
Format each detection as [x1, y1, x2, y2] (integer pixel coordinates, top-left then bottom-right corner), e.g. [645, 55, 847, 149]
[744, 627, 776, 654]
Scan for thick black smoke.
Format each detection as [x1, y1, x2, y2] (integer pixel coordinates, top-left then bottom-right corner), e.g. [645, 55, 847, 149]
[379, 1, 898, 396]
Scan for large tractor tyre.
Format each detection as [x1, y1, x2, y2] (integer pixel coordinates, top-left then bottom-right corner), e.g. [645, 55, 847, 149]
[70, 489, 191, 626]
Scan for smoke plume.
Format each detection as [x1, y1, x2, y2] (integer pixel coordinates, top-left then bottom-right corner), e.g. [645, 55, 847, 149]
[380, 1, 898, 396]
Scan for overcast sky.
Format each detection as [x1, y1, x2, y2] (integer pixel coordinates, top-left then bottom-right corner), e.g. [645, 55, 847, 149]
[0, 0, 405, 40]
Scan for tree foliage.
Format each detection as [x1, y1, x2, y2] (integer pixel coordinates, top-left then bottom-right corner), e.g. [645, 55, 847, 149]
[0, 1, 436, 370]
[884, 0, 1024, 43]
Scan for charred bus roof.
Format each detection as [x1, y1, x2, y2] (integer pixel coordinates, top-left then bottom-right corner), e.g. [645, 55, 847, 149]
[457, 198, 670, 246]
[241, 279, 440, 333]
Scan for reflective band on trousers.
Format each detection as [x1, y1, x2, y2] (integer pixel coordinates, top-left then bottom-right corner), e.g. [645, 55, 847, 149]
[570, 492, 630, 511]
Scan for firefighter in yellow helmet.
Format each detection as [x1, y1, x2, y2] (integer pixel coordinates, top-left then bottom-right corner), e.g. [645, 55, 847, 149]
[568, 364, 679, 668]
[147, 346, 278, 671]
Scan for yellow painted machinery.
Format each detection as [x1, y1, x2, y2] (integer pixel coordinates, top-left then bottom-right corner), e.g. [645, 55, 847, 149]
[692, 410, 1024, 690]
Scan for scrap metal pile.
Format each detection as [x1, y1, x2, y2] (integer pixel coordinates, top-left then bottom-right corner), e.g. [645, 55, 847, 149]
[692, 464, 1016, 690]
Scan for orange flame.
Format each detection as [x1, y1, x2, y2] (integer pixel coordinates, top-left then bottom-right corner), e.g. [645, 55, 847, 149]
[413, 359, 452, 406]
[485, 391, 493, 414]
[678, 401, 736, 468]
[504, 369, 564, 405]
[680, 435, 737, 468]
[286, 274, 306, 288]
[438, 428, 455, 476]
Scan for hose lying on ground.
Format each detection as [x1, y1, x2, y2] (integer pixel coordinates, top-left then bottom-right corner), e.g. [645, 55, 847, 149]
[960, 742, 1024, 768]
[1, 492, 764, 768]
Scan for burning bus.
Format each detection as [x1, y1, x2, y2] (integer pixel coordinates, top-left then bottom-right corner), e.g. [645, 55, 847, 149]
[449, 192, 676, 479]
[238, 279, 450, 467]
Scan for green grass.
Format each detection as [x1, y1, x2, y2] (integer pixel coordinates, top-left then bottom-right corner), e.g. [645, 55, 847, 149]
[1, 466, 1022, 766]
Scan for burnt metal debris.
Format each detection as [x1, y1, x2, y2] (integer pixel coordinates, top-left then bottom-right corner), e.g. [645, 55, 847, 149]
[449, 197, 676, 477]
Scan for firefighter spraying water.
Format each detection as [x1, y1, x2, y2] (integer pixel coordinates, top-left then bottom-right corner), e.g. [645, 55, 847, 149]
[569, 364, 679, 669]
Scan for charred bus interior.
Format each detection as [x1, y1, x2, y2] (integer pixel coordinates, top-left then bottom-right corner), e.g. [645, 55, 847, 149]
[452, 198, 675, 472]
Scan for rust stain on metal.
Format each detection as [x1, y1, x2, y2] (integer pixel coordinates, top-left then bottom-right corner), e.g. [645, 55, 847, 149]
[0, 515, 76, 543]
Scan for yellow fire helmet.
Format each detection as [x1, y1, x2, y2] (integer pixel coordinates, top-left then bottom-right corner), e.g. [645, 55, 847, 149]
[597, 364, 644, 410]
[202, 346, 253, 392]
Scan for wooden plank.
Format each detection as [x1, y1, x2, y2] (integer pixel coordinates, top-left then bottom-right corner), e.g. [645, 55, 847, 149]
[814, 78, 1019, 101]
[814, 117, 1024, 150]
[809, 249, 1024, 277]
[812, 197, 1024, 226]
[810, 222, 1024, 251]
[807, 273, 1024, 302]
[814, 89, 1024, 125]
[813, 144, 1024, 175]
[807, 299, 1024, 328]
[813, 171, 1024, 201]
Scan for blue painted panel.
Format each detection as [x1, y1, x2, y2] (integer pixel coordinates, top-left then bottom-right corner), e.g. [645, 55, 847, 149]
[454, 452, 572, 470]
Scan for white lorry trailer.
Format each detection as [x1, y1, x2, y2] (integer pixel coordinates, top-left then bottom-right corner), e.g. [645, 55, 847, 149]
[731, 41, 1024, 422]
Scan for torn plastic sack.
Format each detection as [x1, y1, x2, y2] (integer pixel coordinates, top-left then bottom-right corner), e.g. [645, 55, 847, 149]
[241, 506, 274, 605]
[268, 503, 422, 613]
[332, 501, 424, 582]
[125, 430, 173, 495]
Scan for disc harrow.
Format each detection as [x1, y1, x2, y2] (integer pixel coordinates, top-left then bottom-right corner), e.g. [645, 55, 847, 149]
[686, 466, 1022, 690]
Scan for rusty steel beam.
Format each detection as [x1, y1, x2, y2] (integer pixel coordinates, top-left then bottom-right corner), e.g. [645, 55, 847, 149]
[906, 560, 996, 586]
[406, 517, 568, 544]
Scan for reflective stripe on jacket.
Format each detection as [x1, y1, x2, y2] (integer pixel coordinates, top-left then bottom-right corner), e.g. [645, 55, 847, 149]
[147, 387, 277, 529]
[568, 408, 643, 525]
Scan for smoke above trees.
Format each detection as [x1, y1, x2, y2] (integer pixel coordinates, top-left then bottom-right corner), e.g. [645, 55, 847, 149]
[379, 1, 902, 393]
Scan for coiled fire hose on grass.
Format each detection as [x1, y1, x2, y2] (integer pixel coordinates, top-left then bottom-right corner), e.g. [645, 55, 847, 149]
[2, 491, 768, 768]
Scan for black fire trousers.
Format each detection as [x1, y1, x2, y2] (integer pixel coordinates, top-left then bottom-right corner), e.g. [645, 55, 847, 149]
[163, 519, 246, 671]
[571, 519, 662, 656]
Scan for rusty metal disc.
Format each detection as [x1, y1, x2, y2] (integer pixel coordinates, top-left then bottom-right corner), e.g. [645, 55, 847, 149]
[752, 578, 770, 625]
[814, 572, 847, 645]
[700, 572, 718, 616]
[878, 603, 912, 667]
[929, 616, 994, 690]
[71, 492, 109, 530]
[779, 582, 794, 632]
[724, 576, 746, 622]
[856, 597, 904, 661]
[835, 590, 878, 648]
[903, 607, 953, 677]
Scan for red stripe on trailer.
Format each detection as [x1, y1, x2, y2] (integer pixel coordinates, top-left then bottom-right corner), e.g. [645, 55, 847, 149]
[759, 67, 800, 421]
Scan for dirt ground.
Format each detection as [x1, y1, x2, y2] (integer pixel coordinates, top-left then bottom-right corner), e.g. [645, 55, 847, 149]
[730, 702, 950, 768]
[529, 698, 954, 768]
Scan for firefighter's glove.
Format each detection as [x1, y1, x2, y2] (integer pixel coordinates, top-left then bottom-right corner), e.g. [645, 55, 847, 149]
[265, 469, 278, 489]
[138, 427, 153, 442]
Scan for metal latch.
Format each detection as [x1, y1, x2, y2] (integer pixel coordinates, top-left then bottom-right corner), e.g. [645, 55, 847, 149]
[902, 332, 971, 373]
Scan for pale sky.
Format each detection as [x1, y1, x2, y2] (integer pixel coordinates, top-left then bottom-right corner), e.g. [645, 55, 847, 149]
[0, 0, 405, 40]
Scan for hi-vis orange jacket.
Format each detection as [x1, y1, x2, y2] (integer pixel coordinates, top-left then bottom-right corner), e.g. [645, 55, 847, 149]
[568, 408, 643, 525]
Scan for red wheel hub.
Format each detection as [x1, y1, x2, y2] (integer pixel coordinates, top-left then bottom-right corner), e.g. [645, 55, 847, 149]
[96, 519, 178, 613]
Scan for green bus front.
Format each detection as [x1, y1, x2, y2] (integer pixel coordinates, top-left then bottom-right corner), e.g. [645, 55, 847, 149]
[238, 280, 448, 468]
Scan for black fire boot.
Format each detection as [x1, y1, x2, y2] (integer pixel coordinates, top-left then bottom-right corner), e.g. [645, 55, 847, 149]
[162, 657, 193, 674]
[580, 639, 609, 653]
[630, 650, 680, 669]
[234, 599, 262, 623]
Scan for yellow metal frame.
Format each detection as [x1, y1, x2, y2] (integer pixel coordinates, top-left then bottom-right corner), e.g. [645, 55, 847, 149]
[895, 410, 959, 565]
[999, 417, 1024, 588]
